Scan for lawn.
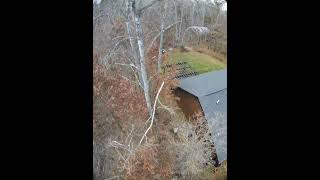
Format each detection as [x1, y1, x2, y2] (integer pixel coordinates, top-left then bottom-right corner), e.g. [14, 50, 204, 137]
[168, 49, 226, 74]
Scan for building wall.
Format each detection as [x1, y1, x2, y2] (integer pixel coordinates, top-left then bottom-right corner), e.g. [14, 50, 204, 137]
[175, 88, 204, 120]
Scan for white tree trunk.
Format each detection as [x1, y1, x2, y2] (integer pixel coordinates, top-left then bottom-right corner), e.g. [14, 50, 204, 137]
[138, 81, 165, 146]
[179, 1, 184, 44]
[134, 12, 152, 115]
[126, 0, 142, 87]
[202, 4, 206, 26]
[157, 0, 167, 72]
[126, 0, 138, 64]
[174, 0, 179, 47]
[189, 3, 195, 42]
[191, 3, 195, 26]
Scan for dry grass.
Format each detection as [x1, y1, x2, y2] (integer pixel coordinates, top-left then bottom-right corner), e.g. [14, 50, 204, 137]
[193, 45, 227, 64]
[212, 161, 227, 180]
[169, 48, 226, 74]
[197, 161, 227, 180]
[169, 114, 215, 179]
[125, 144, 174, 180]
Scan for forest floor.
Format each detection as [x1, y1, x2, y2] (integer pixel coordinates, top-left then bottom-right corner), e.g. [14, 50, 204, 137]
[168, 48, 227, 74]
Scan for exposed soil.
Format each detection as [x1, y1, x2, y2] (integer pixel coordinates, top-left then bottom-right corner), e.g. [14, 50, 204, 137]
[174, 88, 204, 122]
[174, 88, 220, 166]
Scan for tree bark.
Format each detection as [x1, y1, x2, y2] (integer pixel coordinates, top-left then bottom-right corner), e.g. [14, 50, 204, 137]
[126, 0, 138, 65]
[126, 0, 142, 87]
[138, 81, 165, 146]
[202, 3, 206, 26]
[179, 1, 184, 44]
[157, 0, 167, 72]
[133, 10, 153, 115]
[191, 2, 195, 26]
[174, 0, 179, 47]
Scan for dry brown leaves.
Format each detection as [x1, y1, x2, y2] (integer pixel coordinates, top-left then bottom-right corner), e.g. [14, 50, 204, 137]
[125, 145, 173, 180]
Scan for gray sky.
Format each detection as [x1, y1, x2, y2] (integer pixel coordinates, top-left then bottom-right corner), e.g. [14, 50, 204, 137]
[221, 2, 227, 11]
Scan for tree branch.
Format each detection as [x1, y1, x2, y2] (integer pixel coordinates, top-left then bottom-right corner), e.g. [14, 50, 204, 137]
[138, 81, 165, 146]
[146, 21, 181, 53]
[157, 98, 176, 115]
[138, 0, 162, 13]
[119, 74, 143, 89]
[100, 37, 134, 65]
[114, 62, 139, 70]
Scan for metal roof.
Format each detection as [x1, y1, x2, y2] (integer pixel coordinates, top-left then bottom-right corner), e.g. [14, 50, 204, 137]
[199, 89, 227, 163]
[179, 69, 227, 97]
[178, 69, 227, 163]
[207, 111, 227, 163]
[198, 89, 227, 115]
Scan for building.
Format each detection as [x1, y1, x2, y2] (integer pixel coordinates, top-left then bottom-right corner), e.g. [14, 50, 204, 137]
[175, 69, 227, 163]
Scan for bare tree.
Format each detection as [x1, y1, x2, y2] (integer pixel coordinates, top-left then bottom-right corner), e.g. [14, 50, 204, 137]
[179, 0, 185, 44]
[131, 0, 162, 115]
[125, 0, 139, 69]
[133, 11, 152, 115]
[172, 1, 180, 47]
[191, 1, 195, 26]
[157, 0, 167, 72]
[93, 1, 227, 178]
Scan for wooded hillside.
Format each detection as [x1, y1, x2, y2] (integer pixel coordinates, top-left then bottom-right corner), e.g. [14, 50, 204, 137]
[93, 0, 227, 179]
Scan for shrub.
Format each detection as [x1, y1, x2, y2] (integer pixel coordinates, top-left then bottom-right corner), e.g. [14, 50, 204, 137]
[170, 116, 214, 179]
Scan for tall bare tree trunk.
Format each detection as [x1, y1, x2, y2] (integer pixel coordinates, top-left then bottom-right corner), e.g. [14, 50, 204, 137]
[157, 0, 167, 72]
[202, 4, 206, 26]
[174, 0, 179, 47]
[126, 0, 138, 65]
[188, 2, 195, 42]
[126, 0, 142, 87]
[214, 2, 222, 27]
[179, 1, 184, 44]
[191, 2, 195, 26]
[133, 10, 152, 115]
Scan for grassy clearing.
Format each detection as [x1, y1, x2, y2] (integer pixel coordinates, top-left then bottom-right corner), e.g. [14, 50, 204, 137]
[168, 49, 226, 74]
